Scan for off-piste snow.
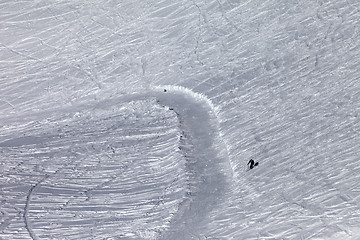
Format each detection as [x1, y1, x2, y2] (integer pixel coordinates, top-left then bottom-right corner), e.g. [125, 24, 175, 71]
[1, 0, 360, 239]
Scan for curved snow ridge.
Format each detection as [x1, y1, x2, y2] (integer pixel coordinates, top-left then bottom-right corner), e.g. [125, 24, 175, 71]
[151, 85, 233, 239]
[152, 85, 233, 177]
[153, 85, 220, 115]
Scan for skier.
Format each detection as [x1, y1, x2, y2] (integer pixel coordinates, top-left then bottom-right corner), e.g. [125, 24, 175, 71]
[248, 159, 258, 169]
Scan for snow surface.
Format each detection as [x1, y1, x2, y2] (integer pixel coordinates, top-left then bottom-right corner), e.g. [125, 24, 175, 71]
[0, 0, 359, 239]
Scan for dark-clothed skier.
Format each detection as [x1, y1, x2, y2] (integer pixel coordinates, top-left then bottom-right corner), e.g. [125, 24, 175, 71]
[248, 159, 258, 169]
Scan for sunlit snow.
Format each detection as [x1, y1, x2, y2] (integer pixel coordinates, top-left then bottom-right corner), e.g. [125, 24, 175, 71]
[1, 0, 359, 239]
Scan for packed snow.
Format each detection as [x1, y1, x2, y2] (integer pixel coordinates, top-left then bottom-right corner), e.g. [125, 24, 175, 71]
[0, 0, 359, 239]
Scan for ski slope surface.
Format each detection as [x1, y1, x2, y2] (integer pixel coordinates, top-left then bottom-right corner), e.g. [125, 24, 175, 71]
[1, 0, 360, 239]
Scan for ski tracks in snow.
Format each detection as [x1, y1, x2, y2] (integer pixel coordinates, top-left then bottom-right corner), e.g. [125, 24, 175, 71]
[23, 175, 49, 240]
[2, 86, 232, 240]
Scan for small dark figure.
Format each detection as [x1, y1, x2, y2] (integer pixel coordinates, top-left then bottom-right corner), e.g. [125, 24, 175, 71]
[248, 159, 259, 169]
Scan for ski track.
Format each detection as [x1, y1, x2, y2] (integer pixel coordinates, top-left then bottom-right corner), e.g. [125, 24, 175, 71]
[23, 176, 48, 240]
[0, 86, 232, 240]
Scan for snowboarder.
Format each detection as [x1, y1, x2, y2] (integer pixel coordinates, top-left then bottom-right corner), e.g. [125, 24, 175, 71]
[248, 159, 259, 169]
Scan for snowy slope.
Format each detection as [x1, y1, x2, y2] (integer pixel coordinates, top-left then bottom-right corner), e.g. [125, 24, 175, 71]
[1, 0, 360, 239]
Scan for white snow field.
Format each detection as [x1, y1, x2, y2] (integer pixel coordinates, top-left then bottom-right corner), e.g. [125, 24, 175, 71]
[0, 0, 359, 239]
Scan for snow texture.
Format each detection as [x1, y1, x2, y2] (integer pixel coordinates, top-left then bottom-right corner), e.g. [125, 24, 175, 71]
[0, 0, 359, 239]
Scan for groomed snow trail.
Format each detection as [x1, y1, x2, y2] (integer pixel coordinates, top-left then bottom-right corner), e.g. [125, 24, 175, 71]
[153, 86, 233, 239]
